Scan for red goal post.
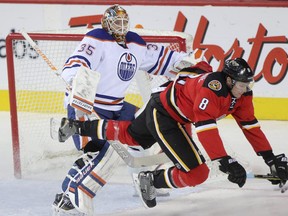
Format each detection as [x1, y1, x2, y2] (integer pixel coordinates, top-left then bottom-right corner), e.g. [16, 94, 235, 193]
[6, 29, 193, 178]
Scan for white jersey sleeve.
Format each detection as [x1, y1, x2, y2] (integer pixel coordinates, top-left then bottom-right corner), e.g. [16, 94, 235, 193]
[139, 45, 205, 78]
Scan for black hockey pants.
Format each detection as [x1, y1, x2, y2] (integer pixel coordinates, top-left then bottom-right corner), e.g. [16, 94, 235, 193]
[127, 93, 206, 173]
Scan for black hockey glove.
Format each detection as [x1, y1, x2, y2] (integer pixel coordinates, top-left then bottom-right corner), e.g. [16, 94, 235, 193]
[259, 151, 288, 185]
[219, 156, 247, 188]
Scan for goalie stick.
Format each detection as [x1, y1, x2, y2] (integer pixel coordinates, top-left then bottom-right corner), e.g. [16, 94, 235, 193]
[20, 30, 71, 91]
[22, 31, 172, 169]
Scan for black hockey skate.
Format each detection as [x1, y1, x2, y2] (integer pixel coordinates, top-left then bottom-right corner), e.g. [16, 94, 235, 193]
[58, 118, 80, 142]
[138, 171, 157, 208]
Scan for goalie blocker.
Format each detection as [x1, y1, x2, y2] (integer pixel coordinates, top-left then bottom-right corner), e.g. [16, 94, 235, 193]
[69, 66, 100, 114]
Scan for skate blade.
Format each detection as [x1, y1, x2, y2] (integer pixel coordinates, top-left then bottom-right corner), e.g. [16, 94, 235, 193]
[50, 117, 61, 140]
[51, 205, 87, 216]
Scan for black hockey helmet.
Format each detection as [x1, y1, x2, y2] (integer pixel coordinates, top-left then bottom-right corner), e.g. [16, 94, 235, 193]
[222, 58, 254, 83]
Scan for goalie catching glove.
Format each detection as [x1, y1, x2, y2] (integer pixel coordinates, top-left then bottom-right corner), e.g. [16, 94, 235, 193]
[218, 156, 247, 188]
[258, 150, 288, 185]
[58, 118, 107, 142]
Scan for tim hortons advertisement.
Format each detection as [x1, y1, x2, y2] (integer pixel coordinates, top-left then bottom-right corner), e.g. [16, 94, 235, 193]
[1, 4, 287, 98]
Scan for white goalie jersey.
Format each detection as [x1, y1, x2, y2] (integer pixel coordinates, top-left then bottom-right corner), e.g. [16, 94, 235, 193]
[61, 28, 197, 111]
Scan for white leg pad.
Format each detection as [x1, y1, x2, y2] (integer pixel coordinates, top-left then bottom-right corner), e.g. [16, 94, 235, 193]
[67, 142, 121, 215]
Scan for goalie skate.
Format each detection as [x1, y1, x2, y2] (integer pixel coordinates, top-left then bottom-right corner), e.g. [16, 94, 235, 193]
[52, 193, 86, 216]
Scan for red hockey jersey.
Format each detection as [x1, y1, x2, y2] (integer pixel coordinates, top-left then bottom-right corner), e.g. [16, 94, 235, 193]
[159, 66, 272, 160]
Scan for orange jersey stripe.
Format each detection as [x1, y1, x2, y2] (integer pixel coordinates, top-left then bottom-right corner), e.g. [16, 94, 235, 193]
[154, 47, 170, 75]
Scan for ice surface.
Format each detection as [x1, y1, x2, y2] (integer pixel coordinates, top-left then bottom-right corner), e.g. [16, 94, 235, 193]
[1, 111, 287, 216]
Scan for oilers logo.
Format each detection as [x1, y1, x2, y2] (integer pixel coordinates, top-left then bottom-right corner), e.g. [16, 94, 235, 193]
[117, 53, 137, 81]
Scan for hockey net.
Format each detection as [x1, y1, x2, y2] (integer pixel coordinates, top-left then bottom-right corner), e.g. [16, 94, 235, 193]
[6, 29, 193, 178]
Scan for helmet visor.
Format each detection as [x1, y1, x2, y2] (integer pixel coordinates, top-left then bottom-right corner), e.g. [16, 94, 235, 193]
[234, 80, 254, 92]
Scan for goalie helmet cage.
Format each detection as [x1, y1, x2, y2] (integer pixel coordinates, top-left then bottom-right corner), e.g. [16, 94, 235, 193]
[6, 31, 192, 179]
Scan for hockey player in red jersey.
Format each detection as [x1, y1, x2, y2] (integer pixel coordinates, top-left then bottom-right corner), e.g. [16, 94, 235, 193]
[58, 58, 288, 208]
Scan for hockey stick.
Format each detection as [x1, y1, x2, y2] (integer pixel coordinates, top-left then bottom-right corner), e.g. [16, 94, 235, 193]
[253, 174, 281, 180]
[20, 30, 71, 91]
[109, 140, 170, 167]
[250, 173, 288, 193]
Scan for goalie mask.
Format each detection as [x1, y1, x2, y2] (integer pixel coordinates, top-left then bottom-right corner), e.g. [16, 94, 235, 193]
[101, 4, 130, 45]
